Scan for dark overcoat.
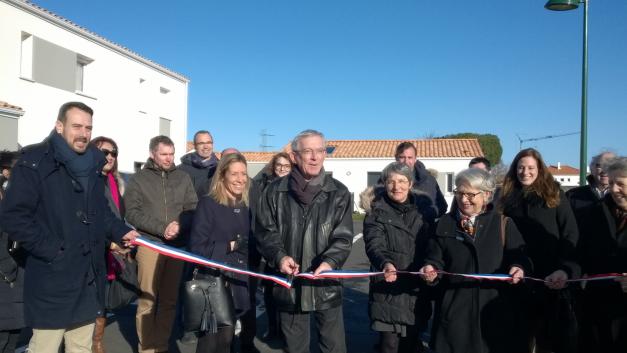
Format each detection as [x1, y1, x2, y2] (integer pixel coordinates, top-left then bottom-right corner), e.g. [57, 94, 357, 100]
[0, 134, 131, 329]
[425, 210, 531, 353]
[577, 196, 627, 350]
[363, 192, 432, 326]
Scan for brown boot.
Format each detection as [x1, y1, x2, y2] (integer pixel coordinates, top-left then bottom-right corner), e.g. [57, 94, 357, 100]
[92, 317, 106, 353]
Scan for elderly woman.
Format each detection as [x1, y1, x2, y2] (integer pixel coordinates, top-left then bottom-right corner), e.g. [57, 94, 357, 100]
[190, 153, 259, 353]
[577, 156, 627, 352]
[421, 168, 530, 353]
[363, 162, 434, 353]
[500, 148, 579, 353]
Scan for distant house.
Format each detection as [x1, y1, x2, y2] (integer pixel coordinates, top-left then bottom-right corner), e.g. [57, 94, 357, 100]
[548, 163, 580, 188]
[0, 0, 189, 173]
[188, 139, 483, 212]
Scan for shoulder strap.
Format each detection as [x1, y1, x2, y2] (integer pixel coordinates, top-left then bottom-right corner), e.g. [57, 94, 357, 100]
[500, 214, 507, 247]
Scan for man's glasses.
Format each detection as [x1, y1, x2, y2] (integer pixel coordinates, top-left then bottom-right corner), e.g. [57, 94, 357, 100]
[453, 190, 483, 201]
[101, 149, 118, 158]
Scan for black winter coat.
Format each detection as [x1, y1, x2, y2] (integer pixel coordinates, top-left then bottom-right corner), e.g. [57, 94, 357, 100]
[412, 161, 448, 217]
[425, 210, 531, 353]
[502, 189, 580, 279]
[0, 136, 131, 328]
[190, 196, 253, 315]
[178, 152, 217, 198]
[0, 194, 24, 331]
[577, 196, 627, 324]
[363, 193, 431, 326]
[566, 175, 603, 215]
[255, 174, 354, 312]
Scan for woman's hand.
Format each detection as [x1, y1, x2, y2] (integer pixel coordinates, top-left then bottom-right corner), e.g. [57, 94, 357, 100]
[383, 263, 397, 282]
[420, 265, 438, 283]
[110, 242, 130, 255]
[615, 274, 627, 293]
[509, 266, 524, 284]
[545, 269, 568, 289]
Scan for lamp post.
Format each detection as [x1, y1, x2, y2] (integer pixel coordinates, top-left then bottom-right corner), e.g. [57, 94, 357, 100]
[545, 0, 588, 186]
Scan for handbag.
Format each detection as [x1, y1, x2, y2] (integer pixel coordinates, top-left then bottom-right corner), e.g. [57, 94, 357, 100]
[105, 252, 140, 311]
[182, 268, 236, 334]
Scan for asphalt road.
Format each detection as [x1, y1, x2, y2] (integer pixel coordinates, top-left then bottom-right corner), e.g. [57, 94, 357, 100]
[97, 220, 375, 353]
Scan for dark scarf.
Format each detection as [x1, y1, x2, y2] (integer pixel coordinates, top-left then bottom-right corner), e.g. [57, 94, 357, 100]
[383, 192, 416, 225]
[50, 131, 94, 191]
[191, 152, 218, 170]
[288, 166, 325, 205]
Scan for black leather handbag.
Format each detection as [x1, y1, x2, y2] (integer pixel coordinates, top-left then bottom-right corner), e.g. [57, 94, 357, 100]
[105, 252, 140, 311]
[182, 268, 236, 334]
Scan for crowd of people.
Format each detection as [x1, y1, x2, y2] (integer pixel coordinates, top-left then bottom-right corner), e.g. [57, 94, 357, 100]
[0, 101, 625, 353]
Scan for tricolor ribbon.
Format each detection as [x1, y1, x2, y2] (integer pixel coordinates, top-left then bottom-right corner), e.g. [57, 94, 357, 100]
[131, 237, 625, 287]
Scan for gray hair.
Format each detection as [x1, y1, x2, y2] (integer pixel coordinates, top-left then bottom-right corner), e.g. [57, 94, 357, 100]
[590, 151, 616, 170]
[291, 129, 325, 151]
[455, 168, 496, 193]
[381, 162, 414, 184]
[604, 157, 627, 178]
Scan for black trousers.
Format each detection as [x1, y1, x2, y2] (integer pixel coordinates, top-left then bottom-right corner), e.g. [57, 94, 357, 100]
[0, 330, 20, 353]
[195, 326, 234, 353]
[280, 306, 346, 353]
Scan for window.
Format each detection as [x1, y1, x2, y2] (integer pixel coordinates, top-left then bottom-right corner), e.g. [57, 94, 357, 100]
[160, 87, 170, 94]
[446, 173, 454, 193]
[326, 146, 336, 155]
[159, 117, 171, 137]
[75, 55, 93, 92]
[367, 172, 381, 187]
[134, 162, 145, 173]
[560, 178, 564, 182]
[20, 32, 33, 79]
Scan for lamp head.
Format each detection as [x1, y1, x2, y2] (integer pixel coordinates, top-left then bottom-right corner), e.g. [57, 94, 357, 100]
[545, 0, 580, 11]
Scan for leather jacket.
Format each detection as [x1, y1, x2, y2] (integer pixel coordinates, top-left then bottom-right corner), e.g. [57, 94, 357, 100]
[255, 174, 354, 312]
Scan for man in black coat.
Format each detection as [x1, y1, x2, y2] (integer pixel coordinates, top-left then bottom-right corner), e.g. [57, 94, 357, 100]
[256, 130, 354, 353]
[566, 151, 616, 213]
[178, 130, 218, 197]
[0, 102, 138, 353]
[394, 142, 448, 217]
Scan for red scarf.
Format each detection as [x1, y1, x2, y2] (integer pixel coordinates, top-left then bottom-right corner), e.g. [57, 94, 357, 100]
[106, 172, 121, 280]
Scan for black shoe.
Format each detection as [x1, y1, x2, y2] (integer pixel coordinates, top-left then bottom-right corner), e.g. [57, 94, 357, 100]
[240, 343, 261, 353]
[261, 328, 279, 341]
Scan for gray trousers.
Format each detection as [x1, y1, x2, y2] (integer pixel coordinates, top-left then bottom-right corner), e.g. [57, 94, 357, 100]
[279, 306, 346, 353]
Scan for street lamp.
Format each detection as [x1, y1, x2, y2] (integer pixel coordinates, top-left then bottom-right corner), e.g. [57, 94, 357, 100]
[545, 0, 588, 186]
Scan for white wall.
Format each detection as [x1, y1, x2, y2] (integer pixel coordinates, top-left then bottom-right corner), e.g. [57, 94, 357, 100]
[0, 1, 189, 173]
[553, 174, 580, 187]
[323, 157, 472, 212]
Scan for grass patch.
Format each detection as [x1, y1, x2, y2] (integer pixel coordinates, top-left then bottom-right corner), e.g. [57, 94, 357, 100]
[352, 212, 365, 221]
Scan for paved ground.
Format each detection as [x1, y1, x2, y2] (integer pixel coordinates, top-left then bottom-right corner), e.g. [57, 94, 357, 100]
[70, 220, 374, 353]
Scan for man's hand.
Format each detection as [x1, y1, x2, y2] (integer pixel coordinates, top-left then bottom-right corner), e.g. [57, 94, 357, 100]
[164, 221, 180, 240]
[313, 262, 333, 278]
[279, 256, 300, 275]
[121, 230, 140, 248]
[420, 265, 438, 283]
[545, 269, 568, 290]
[509, 266, 524, 284]
[383, 263, 397, 283]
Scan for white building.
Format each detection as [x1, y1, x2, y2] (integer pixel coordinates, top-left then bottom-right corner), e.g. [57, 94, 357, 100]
[0, 0, 189, 173]
[232, 139, 484, 212]
[548, 163, 580, 188]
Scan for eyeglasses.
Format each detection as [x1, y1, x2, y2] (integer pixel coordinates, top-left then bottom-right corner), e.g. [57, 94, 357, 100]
[386, 179, 410, 187]
[101, 149, 118, 158]
[296, 149, 326, 157]
[275, 163, 291, 171]
[453, 190, 483, 201]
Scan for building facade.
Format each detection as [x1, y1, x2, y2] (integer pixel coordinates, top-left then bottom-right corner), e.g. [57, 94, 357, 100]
[0, 0, 189, 173]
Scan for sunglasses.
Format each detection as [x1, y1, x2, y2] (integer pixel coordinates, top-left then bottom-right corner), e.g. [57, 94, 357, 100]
[101, 149, 118, 158]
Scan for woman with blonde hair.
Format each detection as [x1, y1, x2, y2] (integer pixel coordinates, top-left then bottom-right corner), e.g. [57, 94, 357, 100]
[500, 148, 579, 353]
[190, 153, 259, 353]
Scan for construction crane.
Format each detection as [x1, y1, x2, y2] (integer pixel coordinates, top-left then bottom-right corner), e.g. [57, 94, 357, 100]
[517, 132, 579, 150]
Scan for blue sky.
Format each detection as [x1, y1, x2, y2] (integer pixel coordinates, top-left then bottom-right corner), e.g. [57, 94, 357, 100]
[33, 0, 626, 167]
